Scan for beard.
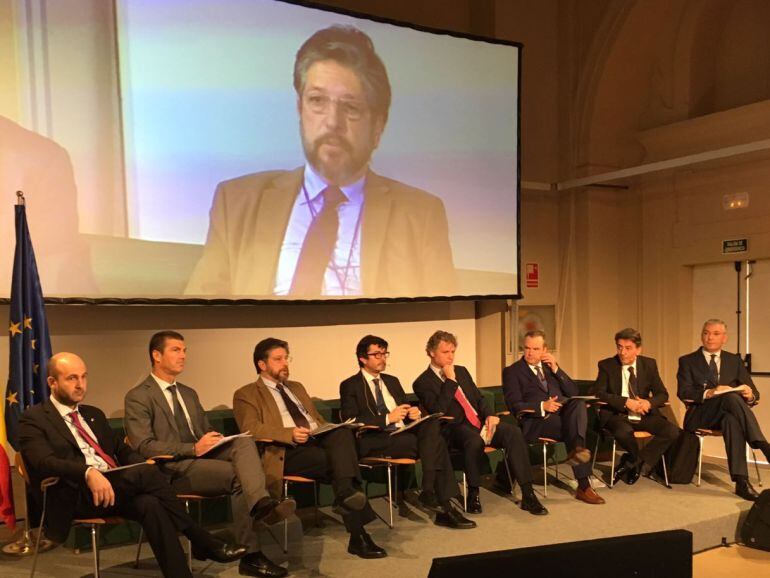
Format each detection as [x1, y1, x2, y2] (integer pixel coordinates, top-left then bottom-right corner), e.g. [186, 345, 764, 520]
[301, 129, 373, 186]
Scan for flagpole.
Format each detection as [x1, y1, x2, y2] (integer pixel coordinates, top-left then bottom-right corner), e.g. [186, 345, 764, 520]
[16, 190, 25, 205]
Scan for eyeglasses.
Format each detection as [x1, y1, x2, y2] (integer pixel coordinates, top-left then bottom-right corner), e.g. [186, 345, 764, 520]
[269, 355, 292, 363]
[303, 93, 368, 121]
[366, 351, 390, 359]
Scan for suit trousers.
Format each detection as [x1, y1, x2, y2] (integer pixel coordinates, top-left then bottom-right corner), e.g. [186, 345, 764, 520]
[283, 427, 375, 535]
[75, 464, 195, 578]
[446, 421, 532, 488]
[601, 411, 678, 468]
[161, 436, 268, 550]
[684, 392, 767, 479]
[356, 419, 459, 503]
[525, 400, 592, 480]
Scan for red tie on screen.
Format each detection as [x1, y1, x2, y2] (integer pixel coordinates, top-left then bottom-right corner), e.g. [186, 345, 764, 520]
[290, 186, 346, 296]
[453, 388, 481, 430]
[69, 411, 118, 469]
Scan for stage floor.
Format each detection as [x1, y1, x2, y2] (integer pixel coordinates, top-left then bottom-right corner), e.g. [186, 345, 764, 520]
[1, 457, 766, 578]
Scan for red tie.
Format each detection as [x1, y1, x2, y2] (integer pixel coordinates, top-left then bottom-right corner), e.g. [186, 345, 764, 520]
[453, 387, 481, 430]
[69, 411, 118, 469]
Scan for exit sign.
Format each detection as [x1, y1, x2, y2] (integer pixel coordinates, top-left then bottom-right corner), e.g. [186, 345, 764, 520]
[722, 239, 748, 254]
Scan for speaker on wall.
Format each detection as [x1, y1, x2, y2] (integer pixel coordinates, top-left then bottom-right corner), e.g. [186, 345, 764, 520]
[428, 529, 692, 578]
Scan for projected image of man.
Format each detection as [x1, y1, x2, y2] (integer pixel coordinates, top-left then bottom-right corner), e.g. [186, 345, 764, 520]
[185, 25, 455, 298]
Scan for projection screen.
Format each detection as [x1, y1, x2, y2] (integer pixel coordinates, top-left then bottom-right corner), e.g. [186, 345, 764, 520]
[0, 0, 521, 303]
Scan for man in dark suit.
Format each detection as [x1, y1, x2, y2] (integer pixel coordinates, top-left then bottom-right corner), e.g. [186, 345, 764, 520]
[234, 338, 386, 559]
[185, 25, 455, 298]
[413, 330, 547, 516]
[592, 328, 679, 485]
[340, 334, 475, 529]
[124, 331, 292, 578]
[503, 330, 604, 505]
[677, 318, 769, 501]
[18, 352, 246, 578]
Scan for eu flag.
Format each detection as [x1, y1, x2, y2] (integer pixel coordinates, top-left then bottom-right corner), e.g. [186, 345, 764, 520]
[4, 199, 52, 450]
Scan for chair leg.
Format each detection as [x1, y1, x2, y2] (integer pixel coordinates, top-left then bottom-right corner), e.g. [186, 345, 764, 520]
[134, 527, 144, 568]
[386, 463, 394, 529]
[461, 472, 468, 512]
[609, 439, 617, 489]
[750, 448, 763, 487]
[91, 525, 100, 578]
[183, 500, 193, 570]
[661, 455, 670, 488]
[283, 480, 289, 554]
[542, 443, 548, 497]
[696, 435, 704, 487]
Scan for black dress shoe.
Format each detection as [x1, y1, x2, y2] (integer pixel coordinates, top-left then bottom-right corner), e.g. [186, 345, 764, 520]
[239, 551, 288, 577]
[192, 539, 248, 563]
[347, 532, 387, 559]
[418, 490, 443, 513]
[520, 492, 548, 516]
[466, 489, 482, 514]
[625, 464, 641, 485]
[735, 479, 760, 501]
[612, 457, 638, 485]
[434, 505, 477, 529]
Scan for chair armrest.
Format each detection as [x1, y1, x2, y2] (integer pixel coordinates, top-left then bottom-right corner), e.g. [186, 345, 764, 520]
[496, 411, 511, 417]
[148, 455, 175, 462]
[40, 477, 59, 491]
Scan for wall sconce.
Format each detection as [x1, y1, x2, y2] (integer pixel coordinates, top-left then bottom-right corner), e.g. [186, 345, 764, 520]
[723, 192, 749, 210]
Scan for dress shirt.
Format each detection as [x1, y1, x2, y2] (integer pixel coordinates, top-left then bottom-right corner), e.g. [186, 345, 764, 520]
[528, 362, 548, 416]
[362, 370, 403, 427]
[151, 373, 196, 437]
[701, 348, 722, 379]
[273, 163, 364, 296]
[430, 364, 479, 419]
[261, 375, 318, 430]
[620, 361, 638, 398]
[50, 395, 110, 473]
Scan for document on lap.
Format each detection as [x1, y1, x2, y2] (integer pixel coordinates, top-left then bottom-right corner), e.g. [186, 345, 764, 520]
[309, 418, 363, 438]
[199, 431, 252, 456]
[389, 412, 444, 436]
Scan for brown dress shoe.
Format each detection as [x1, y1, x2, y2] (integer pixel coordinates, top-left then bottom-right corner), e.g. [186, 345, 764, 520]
[575, 486, 605, 505]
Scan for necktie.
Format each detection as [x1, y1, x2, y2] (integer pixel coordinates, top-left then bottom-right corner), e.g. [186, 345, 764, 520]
[627, 367, 638, 399]
[168, 385, 196, 443]
[68, 411, 118, 469]
[708, 354, 718, 387]
[453, 387, 481, 430]
[373, 378, 388, 415]
[373, 378, 397, 431]
[535, 366, 548, 392]
[290, 185, 346, 296]
[276, 383, 311, 429]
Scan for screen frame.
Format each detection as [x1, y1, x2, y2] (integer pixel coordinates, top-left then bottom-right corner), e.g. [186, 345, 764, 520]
[2, 0, 522, 306]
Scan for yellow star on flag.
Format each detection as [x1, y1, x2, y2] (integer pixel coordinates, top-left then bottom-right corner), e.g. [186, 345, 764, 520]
[24, 316, 32, 329]
[31, 339, 37, 350]
[9, 321, 22, 337]
[33, 364, 39, 375]
[6, 391, 18, 406]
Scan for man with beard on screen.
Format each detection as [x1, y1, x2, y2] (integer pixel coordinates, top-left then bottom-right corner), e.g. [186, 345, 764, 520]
[185, 24, 455, 298]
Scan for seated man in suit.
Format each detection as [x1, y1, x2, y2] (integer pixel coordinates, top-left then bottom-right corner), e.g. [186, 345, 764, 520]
[125, 331, 292, 578]
[592, 328, 679, 485]
[413, 330, 547, 516]
[677, 318, 769, 501]
[503, 330, 604, 505]
[19, 353, 246, 578]
[233, 338, 386, 559]
[340, 334, 475, 529]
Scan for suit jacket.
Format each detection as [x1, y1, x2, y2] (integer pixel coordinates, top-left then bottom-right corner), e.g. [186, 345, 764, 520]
[124, 375, 214, 460]
[413, 365, 489, 427]
[232, 377, 326, 499]
[591, 355, 669, 425]
[677, 348, 759, 405]
[184, 167, 455, 297]
[18, 401, 142, 543]
[502, 357, 578, 418]
[339, 371, 411, 428]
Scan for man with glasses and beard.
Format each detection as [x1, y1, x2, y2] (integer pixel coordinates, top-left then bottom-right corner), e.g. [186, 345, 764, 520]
[185, 24, 454, 298]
